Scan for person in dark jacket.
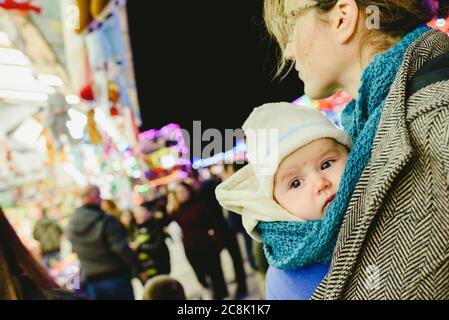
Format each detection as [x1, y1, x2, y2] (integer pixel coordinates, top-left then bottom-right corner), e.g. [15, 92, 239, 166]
[132, 200, 171, 284]
[120, 209, 138, 242]
[32, 208, 63, 270]
[200, 166, 249, 299]
[168, 182, 228, 300]
[67, 185, 138, 300]
[220, 163, 257, 270]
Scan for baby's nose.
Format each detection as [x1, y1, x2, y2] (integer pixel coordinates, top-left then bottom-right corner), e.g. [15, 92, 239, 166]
[314, 175, 331, 194]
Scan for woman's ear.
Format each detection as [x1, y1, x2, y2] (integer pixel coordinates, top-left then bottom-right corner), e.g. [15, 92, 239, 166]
[329, 0, 360, 44]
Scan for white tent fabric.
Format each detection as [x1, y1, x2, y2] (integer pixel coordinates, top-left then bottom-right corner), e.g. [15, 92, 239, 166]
[0, 103, 40, 135]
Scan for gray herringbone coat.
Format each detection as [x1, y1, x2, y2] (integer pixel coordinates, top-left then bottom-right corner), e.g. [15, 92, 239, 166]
[313, 30, 449, 300]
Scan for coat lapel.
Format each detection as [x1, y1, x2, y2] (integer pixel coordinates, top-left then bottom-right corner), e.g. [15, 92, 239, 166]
[357, 30, 449, 231]
[364, 80, 413, 217]
[327, 61, 415, 298]
[325, 30, 449, 298]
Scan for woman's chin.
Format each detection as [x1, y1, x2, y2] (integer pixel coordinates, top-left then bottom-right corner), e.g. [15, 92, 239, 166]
[304, 84, 335, 101]
[304, 86, 323, 100]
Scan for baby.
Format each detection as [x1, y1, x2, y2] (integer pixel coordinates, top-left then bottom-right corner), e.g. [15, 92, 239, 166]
[215, 102, 352, 299]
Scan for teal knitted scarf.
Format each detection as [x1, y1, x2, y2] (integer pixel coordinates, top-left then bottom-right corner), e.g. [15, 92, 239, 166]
[259, 25, 430, 270]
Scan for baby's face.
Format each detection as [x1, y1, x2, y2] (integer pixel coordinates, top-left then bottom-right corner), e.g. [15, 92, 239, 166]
[273, 138, 348, 220]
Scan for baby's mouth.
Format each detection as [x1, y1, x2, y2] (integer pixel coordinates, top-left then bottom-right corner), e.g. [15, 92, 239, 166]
[323, 194, 336, 213]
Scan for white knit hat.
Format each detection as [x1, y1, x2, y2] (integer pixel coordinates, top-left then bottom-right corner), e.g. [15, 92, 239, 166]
[215, 102, 352, 241]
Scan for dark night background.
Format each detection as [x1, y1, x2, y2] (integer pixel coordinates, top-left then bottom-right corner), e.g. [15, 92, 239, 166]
[126, 0, 304, 140]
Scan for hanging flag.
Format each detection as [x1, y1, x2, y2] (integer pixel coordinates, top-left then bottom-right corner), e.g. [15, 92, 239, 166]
[0, 0, 42, 14]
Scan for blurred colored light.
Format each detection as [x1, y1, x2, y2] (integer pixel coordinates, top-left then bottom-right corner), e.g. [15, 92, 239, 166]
[12, 118, 43, 149]
[133, 184, 149, 193]
[38, 74, 63, 87]
[0, 32, 11, 46]
[0, 89, 48, 102]
[66, 109, 87, 140]
[0, 48, 30, 66]
[66, 94, 80, 105]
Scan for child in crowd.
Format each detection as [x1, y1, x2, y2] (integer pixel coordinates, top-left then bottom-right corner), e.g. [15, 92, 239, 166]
[216, 102, 352, 299]
[142, 275, 186, 300]
[132, 201, 171, 284]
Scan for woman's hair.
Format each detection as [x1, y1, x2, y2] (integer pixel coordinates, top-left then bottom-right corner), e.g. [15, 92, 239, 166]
[264, 0, 449, 76]
[166, 190, 180, 214]
[175, 182, 196, 202]
[140, 200, 158, 213]
[121, 209, 137, 232]
[102, 199, 118, 211]
[102, 199, 122, 220]
[0, 207, 60, 299]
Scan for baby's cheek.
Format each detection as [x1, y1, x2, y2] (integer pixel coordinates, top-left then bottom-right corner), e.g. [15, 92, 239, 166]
[335, 163, 346, 184]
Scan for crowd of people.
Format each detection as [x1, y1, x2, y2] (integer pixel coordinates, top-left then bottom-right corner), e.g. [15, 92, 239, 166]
[0, 163, 267, 300]
[3, 0, 448, 301]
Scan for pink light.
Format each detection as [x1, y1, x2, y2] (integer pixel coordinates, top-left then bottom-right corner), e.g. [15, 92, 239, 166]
[138, 123, 190, 159]
[180, 147, 189, 154]
[139, 129, 159, 140]
[177, 158, 191, 166]
[179, 170, 189, 179]
[160, 123, 180, 135]
[139, 124, 183, 140]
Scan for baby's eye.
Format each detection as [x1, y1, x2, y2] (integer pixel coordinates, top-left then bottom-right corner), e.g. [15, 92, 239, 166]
[290, 179, 301, 189]
[321, 160, 335, 170]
